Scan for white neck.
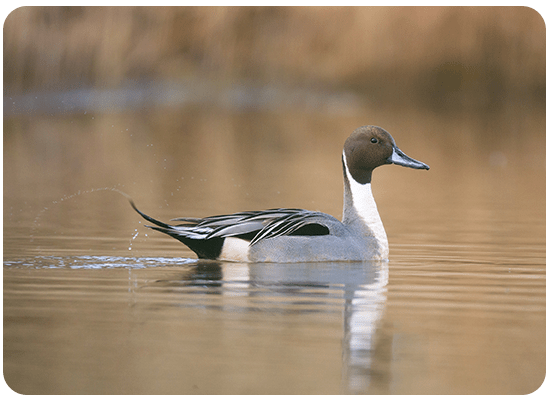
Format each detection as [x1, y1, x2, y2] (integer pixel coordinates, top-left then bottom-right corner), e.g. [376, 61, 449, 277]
[342, 153, 389, 257]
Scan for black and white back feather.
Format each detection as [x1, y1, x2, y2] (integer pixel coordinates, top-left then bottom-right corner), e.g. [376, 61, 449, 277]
[129, 201, 330, 259]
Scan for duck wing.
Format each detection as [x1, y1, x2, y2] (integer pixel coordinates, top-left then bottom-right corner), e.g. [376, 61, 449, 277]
[131, 201, 331, 247]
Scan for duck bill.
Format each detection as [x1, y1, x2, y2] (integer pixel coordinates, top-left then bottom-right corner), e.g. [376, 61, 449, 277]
[388, 147, 430, 170]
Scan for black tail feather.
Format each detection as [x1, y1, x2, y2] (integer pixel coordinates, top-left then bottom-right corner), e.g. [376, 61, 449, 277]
[129, 199, 175, 230]
[146, 225, 224, 259]
[128, 199, 225, 259]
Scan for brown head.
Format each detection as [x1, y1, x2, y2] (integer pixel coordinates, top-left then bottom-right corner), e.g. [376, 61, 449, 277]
[343, 125, 429, 184]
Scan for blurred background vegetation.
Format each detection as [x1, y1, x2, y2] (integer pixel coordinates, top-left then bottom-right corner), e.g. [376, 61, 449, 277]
[4, 6, 545, 114]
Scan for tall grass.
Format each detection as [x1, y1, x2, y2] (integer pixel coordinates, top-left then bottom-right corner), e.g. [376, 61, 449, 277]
[4, 7, 545, 110]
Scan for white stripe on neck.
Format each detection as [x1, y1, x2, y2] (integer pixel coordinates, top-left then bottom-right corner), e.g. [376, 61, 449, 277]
[343, 153, 388, 255]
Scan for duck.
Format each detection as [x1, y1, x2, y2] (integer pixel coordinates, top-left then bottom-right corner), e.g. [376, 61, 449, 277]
[130, 125, 429, 262]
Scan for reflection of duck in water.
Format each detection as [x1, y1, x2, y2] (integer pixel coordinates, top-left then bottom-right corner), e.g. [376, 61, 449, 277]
[131, 126, 429, 262]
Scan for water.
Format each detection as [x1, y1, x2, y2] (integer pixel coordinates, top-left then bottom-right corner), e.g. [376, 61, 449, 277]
[3, 98, 545, 394]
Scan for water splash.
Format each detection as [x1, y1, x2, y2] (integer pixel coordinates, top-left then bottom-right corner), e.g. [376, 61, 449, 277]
[30, 185, 138, 250]
[3, 255, 197, 270]
[129, 229, 139, 250]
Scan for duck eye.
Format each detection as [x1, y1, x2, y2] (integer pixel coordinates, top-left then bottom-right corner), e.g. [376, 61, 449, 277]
[370, 138, 378, 144]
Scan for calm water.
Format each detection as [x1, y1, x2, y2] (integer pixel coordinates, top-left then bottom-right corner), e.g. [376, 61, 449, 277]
[3, 97, 545, 394]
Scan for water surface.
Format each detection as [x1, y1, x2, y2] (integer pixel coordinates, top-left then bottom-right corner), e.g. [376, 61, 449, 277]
[3, 98, 545, 394]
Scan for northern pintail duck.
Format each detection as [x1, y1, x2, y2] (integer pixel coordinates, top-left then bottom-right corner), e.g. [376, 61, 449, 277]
[130, 125, 429, 262]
